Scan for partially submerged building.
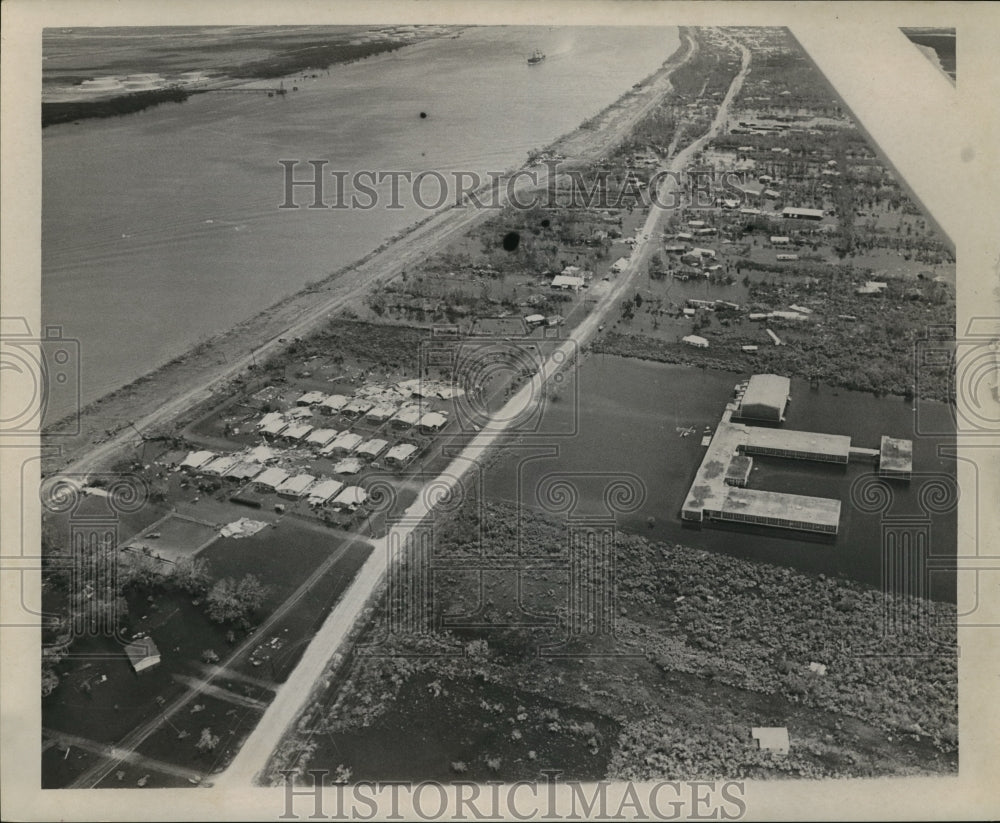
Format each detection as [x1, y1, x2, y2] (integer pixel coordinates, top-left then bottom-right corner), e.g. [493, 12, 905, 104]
[879, 435, 913, 479]
[734, 374, 790, 422]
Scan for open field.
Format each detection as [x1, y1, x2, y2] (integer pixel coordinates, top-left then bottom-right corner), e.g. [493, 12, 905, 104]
[38, 24, 960, 791]
[41, 517, 372, 787]
[268, 498, 957, 782]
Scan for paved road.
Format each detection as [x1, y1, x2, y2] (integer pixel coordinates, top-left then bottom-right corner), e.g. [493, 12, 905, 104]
[216, 30, 751, 788]
[65, 531, 370, 788]
[51, 33, 695, 480]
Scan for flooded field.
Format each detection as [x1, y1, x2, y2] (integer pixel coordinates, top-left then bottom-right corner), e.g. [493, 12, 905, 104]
[483, 355, 957, 600]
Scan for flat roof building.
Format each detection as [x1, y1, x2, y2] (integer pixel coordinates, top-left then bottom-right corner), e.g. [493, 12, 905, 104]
[726, 455, 753, 487]
[879, 436, 913, 479]
[742, 426, 851, 464]
[782, 207, 824, 220]
[752, 727, 790, 754]
[682, 335, 710, 349]
[718, 487, 841, 533]
[735, 374, 790, 422]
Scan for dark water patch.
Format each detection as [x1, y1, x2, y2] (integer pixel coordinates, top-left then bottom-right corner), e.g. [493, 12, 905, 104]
[484, 356, 956, 600]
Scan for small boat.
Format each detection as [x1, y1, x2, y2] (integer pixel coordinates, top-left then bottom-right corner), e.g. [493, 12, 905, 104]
[527, 50, 546, 65]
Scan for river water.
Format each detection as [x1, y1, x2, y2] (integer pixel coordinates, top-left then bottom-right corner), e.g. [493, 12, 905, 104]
[42, 26, 680, 420]
[484, 355, 958, 601]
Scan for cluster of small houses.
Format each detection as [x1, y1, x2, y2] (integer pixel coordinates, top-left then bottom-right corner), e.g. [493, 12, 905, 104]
[175, 380, 462, 514]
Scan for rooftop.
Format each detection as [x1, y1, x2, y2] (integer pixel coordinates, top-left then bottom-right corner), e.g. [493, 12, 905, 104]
[722, 486, 841, 528]
[879, 435, 914, 473]
[743, 426, 852, 459]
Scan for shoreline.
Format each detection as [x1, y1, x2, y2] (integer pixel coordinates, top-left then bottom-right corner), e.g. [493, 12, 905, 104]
[42, 28, 692, 476]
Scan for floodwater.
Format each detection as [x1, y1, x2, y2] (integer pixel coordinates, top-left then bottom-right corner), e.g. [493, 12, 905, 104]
[484, 355, 958, 601]
[42, 26, 680, 420]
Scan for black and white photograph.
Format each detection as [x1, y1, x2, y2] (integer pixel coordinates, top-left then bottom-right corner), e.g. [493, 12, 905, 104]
[1, 1, 998, 820]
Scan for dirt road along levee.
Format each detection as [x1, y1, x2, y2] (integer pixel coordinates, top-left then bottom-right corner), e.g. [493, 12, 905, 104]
[45, 31, 695, 480]
[217, 32, 751, 788]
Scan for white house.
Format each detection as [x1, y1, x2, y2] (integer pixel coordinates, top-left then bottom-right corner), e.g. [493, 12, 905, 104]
[307, 478, 345, 507]
[682, 335, 710, 349]
[254, 467, 290, 492]
[332, 457, 363, 475]
[365, 403, 398, 424]
[322, 431, 363, 456]
[201, 454, 241, 477]
[259, 414, 289, 438]
[180, 450, 215, 471]
[276, 473, 316, 499]
[124, 636, 161, 673]
[418, 412, 448, 433]
[319, 394, 349, 415]
[296, 391, 327, 406]
[390, 406, 424, 429]
[342, 398, 374, 417]
[280, 421, 313, 443]
[356, 438, 388, 460]
[385, 443, 418, 467]
[550, 274, 585, 290]
[306, 428, 339, 448]
[331, 486, 368, 512]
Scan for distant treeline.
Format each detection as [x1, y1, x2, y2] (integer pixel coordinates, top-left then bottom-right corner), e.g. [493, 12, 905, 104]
[225, 40, 405, 79]
[42, 86, 190, 128]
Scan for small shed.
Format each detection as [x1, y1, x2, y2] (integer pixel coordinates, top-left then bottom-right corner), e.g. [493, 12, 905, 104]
[124, 636, 161, 673]
[751, 727, 790, 754]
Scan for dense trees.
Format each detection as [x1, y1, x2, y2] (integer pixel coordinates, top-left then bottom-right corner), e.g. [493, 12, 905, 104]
[206, 574, 268, 627]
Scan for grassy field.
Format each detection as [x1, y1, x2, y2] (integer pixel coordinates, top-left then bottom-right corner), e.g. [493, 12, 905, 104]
[269, 496, 957, 783]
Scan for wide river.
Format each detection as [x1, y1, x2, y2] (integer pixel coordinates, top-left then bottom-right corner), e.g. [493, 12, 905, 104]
[42, 26, 680, 421]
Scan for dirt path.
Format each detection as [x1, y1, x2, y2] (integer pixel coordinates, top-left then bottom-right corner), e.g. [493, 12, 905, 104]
[65, 531, 370, 788]
[44, 31, 694, 480]
[217, 30, 750, 788]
